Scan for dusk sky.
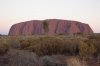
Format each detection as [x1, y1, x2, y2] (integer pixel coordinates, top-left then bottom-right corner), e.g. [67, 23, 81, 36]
[0, 0, 100, 34]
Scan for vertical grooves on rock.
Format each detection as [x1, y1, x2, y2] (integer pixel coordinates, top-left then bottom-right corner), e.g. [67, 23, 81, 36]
[32, 22, 35, 35]
[76, 23, 84, 33]
[33, 21, 37, 34]
[55, 21, 59, 34]
[9, 19, 93, 35]
[20, 22, 27, 35]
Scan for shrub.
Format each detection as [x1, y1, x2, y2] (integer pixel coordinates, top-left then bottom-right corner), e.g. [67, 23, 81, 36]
[0, 39, 9, 55]
[79, 40, 97, 57]
[19, 39, 30, 49]
[95, 43, 100, 54]
[31, 37, 80, 56]
[66, 56, 88, 66]
[0, 44, 9, 55]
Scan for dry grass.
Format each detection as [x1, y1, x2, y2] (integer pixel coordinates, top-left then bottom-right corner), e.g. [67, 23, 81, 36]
[0, 38, 9, 55]
[66, 56, 88, 66]
[30, 36, 80, 56]
[0, 35, 100, 66]
[0, 35, 100, 57]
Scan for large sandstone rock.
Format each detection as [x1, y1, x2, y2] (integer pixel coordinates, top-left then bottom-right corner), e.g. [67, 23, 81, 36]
[9, 19, 93, 35]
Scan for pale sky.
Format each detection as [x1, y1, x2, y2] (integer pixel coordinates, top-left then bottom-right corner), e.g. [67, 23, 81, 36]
[0, 0, 100, 35]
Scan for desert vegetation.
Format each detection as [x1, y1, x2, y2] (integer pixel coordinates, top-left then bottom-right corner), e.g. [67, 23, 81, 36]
[0, 34, 100, 66]
[0, 37, 10, 55]
[66, 56, 88, 66]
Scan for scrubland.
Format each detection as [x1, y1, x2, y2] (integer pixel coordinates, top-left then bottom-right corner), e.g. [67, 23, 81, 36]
[0, 34, 100, 66]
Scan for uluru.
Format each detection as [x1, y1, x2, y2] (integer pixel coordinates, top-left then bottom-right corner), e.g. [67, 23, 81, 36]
[9, 19, 93, 35]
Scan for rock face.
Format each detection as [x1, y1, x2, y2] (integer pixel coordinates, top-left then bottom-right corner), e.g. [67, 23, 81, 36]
[9, 19, 93, 35]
